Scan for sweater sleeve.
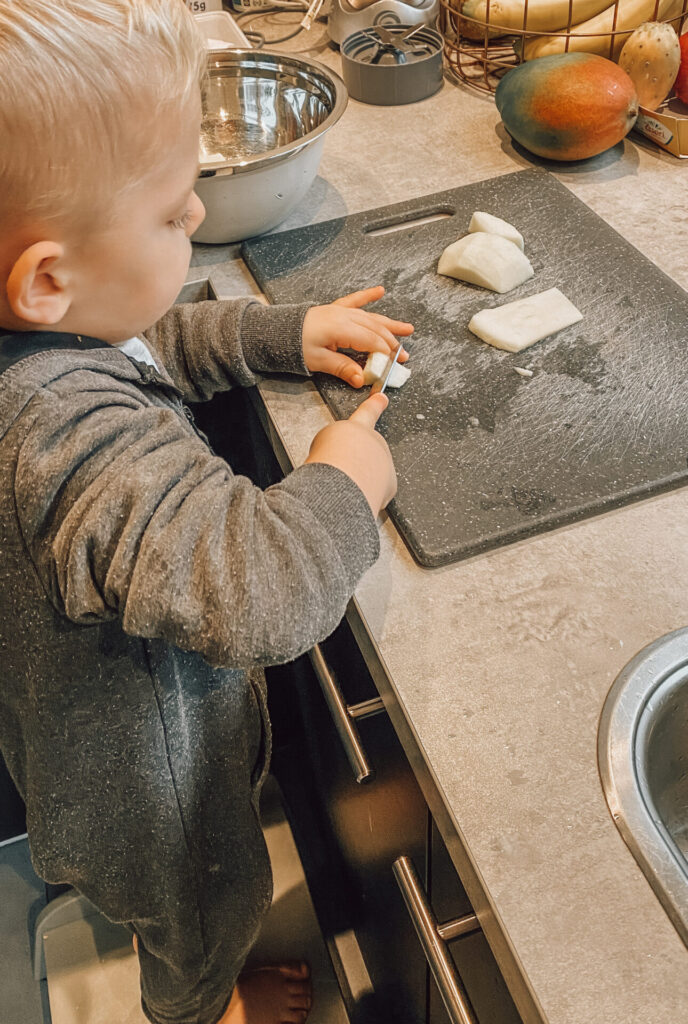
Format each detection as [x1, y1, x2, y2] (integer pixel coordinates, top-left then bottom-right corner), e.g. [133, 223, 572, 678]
[15, 378, 380, 669]
[143, 298, 312, 403]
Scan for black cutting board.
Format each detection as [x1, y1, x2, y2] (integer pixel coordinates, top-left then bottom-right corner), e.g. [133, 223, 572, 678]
[242, 168, 688, 568]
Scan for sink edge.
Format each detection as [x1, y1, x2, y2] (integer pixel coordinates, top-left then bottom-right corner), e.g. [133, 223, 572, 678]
[598, 626, 688, 948]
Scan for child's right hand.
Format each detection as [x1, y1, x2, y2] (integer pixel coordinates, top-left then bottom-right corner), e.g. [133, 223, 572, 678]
[304, 392, 396, 516]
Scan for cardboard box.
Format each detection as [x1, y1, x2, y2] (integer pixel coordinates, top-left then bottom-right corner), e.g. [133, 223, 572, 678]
[633, 97, 688, 158]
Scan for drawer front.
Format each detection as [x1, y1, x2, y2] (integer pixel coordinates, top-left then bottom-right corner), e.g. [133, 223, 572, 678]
[322, 708, 429, 1023]
[271, 625, 525, 1024]
[427, 819, 523, 1024]
[272, 622, 430, 1023]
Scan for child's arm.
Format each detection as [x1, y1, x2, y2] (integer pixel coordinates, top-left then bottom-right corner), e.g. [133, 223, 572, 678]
[143, 287, 413, 402]
[14, 376, 391, 669]
[143, 298, 312, 403]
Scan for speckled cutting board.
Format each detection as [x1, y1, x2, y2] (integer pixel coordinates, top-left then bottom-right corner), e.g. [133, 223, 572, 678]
[242, 168, 688, 568]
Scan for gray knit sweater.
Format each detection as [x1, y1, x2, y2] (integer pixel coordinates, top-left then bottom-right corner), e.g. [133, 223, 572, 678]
[0, 298, 380, 897]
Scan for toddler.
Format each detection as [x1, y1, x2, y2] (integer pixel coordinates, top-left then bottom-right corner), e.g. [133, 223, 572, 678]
[0, 2, 412, 1023]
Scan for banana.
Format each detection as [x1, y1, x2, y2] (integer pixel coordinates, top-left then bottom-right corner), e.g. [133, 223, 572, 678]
[522, 0, 684, 60]
[460, 0, 613, 35]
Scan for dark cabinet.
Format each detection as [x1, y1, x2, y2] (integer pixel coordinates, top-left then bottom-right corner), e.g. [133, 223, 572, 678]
[268, 621, 524, 1024]
[0, 750, 26, 843]
[301, 644, 429, 1022]
[427, 819, 522, 1024]
[269, 625, 429, 1023]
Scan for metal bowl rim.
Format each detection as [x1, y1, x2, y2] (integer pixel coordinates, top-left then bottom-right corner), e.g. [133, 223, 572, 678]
[200, 48, 348, 176]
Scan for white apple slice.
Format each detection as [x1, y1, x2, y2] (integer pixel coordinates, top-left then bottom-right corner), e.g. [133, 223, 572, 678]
[363, 350, 411, 388]
[438, 233, 534, 294]
[468, 287, 583, 352]
[469, 211, 524, 251]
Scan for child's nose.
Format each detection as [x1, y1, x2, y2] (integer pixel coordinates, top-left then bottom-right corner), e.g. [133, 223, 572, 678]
[187, 191, 205, 236]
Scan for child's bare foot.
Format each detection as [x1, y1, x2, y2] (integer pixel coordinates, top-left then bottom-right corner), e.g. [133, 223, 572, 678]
[220, 962, 312, 1024]
[132, 938, 310, 1023]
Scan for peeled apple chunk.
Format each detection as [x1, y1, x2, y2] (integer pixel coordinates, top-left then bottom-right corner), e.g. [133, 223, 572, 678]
[468, 211, 524, 250]
[438, 233, 534, 293]
[363, 350, 411, 388]
[468, 287, 583, 352]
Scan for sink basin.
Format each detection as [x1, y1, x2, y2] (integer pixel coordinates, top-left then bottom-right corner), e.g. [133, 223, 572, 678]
[598, 627, 688, 946]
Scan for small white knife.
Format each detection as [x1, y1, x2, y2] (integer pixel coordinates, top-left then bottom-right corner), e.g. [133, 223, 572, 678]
[371, 345, 402, 395]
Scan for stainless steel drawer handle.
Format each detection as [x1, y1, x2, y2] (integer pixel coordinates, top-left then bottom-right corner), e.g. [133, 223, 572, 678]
[308, 644, 384, 784]
[347, 695, 385, 720]
[393, 856, 481, 1024]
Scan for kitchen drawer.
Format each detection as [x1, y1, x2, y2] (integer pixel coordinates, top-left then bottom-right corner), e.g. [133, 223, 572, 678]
[269, 622, 524, 1024]
[271, 622, 430, 1023]
[427, 818, 523, 1024]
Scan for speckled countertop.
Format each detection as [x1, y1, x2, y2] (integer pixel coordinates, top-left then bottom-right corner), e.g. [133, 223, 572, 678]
[191, 25, 688, 1024]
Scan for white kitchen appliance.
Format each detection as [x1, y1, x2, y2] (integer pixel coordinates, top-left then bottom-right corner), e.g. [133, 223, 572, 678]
[194, 9, 251, 47]
[186, 0, 224, 13]
[327, 0, 439, 46]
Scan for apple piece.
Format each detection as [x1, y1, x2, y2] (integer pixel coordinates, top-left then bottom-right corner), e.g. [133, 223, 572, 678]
[468, 287, 583, 352]
[363, 351, 411, 388]
[469, 211, 525, 250]
[438, 233, 534, 293]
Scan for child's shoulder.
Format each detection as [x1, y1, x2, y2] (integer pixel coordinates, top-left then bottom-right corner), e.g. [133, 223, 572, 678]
[0, 330, 109, 375]
[0, 335, 161, 441]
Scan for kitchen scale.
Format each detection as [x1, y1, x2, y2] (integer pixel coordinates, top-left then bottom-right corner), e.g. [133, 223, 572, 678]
[327, 0, 439, 46]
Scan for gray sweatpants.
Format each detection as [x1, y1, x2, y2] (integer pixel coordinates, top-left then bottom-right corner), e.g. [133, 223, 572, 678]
[20, 641, 274, 1024]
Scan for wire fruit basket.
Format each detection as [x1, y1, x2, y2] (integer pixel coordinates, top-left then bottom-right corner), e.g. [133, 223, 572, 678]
[440, 0, 688, 92]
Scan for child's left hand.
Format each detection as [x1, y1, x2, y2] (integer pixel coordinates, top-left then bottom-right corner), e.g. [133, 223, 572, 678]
[302, 285, 413, 388]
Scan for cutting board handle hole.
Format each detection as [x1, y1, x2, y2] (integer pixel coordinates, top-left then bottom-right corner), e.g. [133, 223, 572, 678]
[363, 208, 455, 237]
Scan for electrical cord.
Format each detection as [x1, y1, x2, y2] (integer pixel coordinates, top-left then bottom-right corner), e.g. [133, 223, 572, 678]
[241, 29, 266, 46]
[234, 2, 311, 47]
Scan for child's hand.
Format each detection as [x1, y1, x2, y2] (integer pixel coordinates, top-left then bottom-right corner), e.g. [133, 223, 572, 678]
[302, 285, 413, 388]
[305, 392, 396, 515]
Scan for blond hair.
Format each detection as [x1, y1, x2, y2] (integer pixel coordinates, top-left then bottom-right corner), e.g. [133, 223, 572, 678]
[0, 0, 206, 235]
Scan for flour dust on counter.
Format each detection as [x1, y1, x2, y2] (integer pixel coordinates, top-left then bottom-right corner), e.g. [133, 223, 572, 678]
[243, 168, 688, 568]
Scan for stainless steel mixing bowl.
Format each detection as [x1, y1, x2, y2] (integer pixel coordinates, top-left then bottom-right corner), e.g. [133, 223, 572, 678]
[193, 50, 348, 244]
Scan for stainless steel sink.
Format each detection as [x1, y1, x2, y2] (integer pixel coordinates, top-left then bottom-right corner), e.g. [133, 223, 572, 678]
[598, 627, 688, 946]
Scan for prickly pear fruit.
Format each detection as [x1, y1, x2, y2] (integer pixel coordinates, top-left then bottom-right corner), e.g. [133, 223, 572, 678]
[674, 32, 688, 104]
[618, 21, 680, 110]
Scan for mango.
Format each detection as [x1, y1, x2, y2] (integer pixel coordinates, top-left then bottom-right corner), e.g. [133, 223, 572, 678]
[495, 53, 639, 161]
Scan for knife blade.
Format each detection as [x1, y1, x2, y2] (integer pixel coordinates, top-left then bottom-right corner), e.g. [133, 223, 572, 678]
[370, 345, 402, 396]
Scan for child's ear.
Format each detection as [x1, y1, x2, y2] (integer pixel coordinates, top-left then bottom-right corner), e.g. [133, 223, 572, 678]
[6, 241, 72, 326]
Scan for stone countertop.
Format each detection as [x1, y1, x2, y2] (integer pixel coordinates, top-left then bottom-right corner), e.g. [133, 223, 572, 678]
[193, 24, 688, 1024]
